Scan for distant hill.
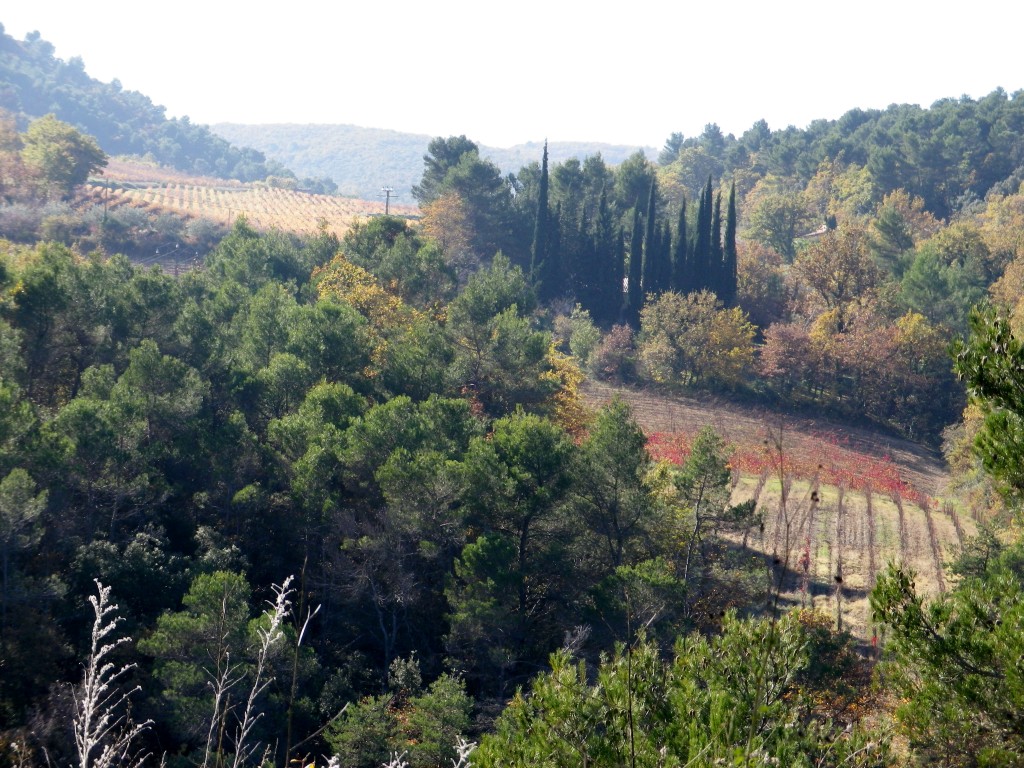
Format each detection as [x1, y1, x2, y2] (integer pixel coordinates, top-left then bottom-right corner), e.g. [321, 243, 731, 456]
[0, 25, 292, 183]
[209, 122, 659, 203]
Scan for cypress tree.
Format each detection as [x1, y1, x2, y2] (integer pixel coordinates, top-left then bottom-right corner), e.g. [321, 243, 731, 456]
[549, 199, 563, 296]
[625, 205, 644, 327]
[722, 181, 738, 305]
[530, 140, 553, 297]
[616, 228, 626, 323]
[641, 180, 658, 296]
[563, 205, 582, 300]
[671, 195, 690, 293]
[693, 176, 713, 292]
[577, 214, 596, 316]
[656, 220, 673, 294]
[591, 189, 619, 324]
[710, 190, 723, 295]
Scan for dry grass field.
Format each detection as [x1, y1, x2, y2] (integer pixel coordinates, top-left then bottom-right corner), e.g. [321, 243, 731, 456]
[583, 381, 970, 642]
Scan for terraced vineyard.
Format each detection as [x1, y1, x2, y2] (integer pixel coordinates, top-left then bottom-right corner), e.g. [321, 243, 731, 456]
[86, 158, 418, 238]
[584, 381, 971, 642]
[733, 472, 969, 641]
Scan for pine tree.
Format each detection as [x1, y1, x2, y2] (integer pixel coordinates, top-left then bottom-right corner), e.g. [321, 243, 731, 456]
[722, 181, 738, 306]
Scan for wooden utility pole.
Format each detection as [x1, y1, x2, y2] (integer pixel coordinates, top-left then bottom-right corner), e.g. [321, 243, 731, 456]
[381, 186, 396, 215]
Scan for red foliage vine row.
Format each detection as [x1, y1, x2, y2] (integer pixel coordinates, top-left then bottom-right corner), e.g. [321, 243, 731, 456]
[647, 428, 929, 507]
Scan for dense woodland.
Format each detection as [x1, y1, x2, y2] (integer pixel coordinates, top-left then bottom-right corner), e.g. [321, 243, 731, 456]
[4, 27, 1024, 768]
[215, 87, 1024, 221]
[0, 25, 333, 191]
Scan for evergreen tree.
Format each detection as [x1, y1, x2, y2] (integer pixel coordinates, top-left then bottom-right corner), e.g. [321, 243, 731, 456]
[548, 200, 563, 297]
[693, 176, 714, 293]
[412, 135, 478, 205]
[645, 199, 673, 297]
[641, 180, 658, 297]
[590, 189, 620, 324]
[615, 229, 626, 323]
[567, 207, 591, 307]
[872, 547, 1024, 766]
[530, 141, 555, 299]
[952, 305, 1024, 500]
[671, 195, 690, 293]
[657, 220, 673, 294]
[722, 181, 738, 305]
[561, 206, 583, 299]
[625, 206, 644, 327]
[710, 191, 723, 295]
[474, 612, 884, 767]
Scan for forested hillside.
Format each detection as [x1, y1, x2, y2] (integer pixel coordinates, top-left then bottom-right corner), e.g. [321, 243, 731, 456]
[658, 89, 1024, 220]
[4, 40, 1024, 767]
[212, 89, 1024, 219]
[0, 25, 318, 185]
[209, 122, 658, 201]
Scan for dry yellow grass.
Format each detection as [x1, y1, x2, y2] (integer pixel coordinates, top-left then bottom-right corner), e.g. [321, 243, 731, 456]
[740, 480, 973, 641]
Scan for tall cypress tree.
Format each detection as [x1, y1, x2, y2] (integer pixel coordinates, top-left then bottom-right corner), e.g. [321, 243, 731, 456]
[655, 221, 672, 294]
[591, 189, 619, 324]
[710, 191, 723, 295]
[693, 176, 713, 293]
[530, 140, 553, 297]
[671, 195, 690, 293]
[625, 205, 644, 327]
[616, 228, 626, 323]
[641, 180, 658, 296]
[722, 181, 738, 306]
[549, 199, 563, 296]
[564, 205, 584, 300]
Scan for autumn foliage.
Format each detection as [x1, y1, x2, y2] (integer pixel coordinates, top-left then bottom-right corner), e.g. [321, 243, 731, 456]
[647, 427, 928, 506]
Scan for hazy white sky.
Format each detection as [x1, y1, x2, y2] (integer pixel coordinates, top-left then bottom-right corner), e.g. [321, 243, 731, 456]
[4, 1, 1023, 149]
